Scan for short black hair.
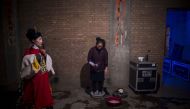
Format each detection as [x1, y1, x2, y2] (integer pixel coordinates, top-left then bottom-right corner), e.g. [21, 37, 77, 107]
[26, 28, 42, 42]
[96, 37, 105, 47]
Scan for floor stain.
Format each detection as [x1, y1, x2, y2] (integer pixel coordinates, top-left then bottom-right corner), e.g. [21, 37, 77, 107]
[62, 100, 89, 109]
[63, 104, 72, 109]
[85, 98, 129, 109]
[53, 91, 71, 100]
[74, 100, 89, 105]
[131, 95, 190, 109]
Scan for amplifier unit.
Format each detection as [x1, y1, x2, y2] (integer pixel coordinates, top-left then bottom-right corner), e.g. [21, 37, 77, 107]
[129, 61, 157, 92]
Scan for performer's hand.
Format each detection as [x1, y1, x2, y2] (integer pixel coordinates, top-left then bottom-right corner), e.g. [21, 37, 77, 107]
[40, 49, 46, 57]
[89, 61, 97, 67]
[104, 67, 108, 76]
[91, 64, 95, 67]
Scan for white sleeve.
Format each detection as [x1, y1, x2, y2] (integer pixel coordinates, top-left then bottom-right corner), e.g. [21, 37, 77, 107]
[21, 54, 35, 70]
[46, 54, 55, 75]
[20, 54, 35, 79]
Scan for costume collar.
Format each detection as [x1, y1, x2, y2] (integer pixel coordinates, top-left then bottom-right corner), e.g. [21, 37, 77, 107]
[32, 44, 39, 49]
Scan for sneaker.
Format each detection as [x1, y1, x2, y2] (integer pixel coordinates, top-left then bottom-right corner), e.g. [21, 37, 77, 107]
[90, 91, 94, 96]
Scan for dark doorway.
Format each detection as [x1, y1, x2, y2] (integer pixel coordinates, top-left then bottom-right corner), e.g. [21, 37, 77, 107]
[162, 9, 190, 98]
[165, 9, 190, 61]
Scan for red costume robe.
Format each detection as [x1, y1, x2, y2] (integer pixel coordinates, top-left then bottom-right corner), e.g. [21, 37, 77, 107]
[21, 47, 54, 109]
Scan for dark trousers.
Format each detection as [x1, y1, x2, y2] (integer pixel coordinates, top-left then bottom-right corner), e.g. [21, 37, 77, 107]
[92, 80, 104, 92]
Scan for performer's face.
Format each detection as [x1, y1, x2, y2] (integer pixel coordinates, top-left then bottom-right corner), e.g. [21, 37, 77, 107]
[33, 36, 43, 47]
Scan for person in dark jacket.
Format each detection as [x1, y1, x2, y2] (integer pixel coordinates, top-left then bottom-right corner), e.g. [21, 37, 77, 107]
[87, 37, 108, 96]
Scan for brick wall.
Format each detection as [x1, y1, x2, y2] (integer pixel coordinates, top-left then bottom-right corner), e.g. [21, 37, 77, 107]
[16, 0, 190, 90]
[18, 0, 111, 90]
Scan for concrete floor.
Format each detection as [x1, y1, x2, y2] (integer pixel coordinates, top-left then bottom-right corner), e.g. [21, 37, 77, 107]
[1, 73, 190, 109]
[52, 74, 190, 109]
[52, 87, 190, 109]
